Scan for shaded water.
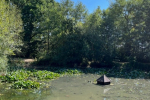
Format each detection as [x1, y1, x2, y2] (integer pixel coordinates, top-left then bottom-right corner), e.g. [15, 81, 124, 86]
[1, 74, 150, 100]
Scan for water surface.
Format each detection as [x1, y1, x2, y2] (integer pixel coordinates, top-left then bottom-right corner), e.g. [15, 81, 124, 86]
[1, 74, 150, 100]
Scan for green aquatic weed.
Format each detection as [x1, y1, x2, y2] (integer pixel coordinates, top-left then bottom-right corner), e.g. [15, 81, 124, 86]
[0, 70, 30, 83]
[33, 70, 60, 80]
[11, 80, 40, 89]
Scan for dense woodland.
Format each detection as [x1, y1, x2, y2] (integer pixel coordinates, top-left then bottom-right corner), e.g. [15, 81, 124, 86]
[1, 0, 150, 71]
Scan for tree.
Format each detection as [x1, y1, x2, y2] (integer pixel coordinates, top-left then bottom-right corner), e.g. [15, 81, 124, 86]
[9, 0, 43, 58]
[38, 0, 64, 54]
[0, 0, 22, 70]
[36, 0, 89, 67]
[103, 0, 150, 63]
[83, 7, 114, 67]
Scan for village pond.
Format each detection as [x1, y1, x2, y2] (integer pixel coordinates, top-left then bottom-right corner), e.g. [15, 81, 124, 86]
[0, 74, 150, 100]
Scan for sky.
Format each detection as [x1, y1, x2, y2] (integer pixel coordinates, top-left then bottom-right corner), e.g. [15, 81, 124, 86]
[55, 0, 110, 13]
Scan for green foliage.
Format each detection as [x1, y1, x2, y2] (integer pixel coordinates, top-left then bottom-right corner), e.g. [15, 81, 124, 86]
[0, 56, 8, 71]
[0, 69, 61, 83]
[0, 70, 30, 83]
[1, 66, 150, 90]
[8, 58, 26, 68]
[0, 68, 84, 89]
[107, 0, 150, 63]
[0, 0, 22, 70]
[49, 33, 88, 66]
[5, 0, 150, 70]
[8, 0, 44, 58]
[32, 70, 60, 80]
[96, 69, 108, 75]
[106, 62, 150, 79]
[11, 80, 40, 89]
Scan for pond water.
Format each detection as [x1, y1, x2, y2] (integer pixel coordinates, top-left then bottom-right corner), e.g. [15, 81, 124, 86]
[1, 74, 150, 100]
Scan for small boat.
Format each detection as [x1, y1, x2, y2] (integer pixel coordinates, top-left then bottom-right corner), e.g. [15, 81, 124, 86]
[97, 75, 111, 85]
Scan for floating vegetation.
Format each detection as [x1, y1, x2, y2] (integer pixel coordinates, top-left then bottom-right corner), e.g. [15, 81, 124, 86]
[32, 70, 60, 80]
[0, 70, 59, 89]
[0, 65, 150, 89]
[0, 68, 83, 89]
[0, 70, 30, 83]
[11, 80, 40, 89]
